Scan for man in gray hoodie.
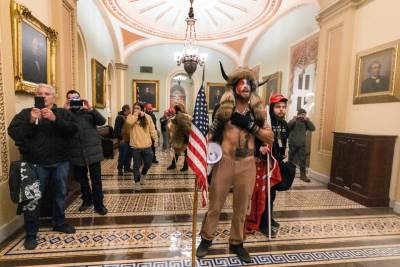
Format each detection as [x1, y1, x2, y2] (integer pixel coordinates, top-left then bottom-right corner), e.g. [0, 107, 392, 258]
[288, 108, 315, 182]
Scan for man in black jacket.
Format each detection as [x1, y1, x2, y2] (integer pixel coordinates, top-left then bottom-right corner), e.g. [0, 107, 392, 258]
[114, 104, 132, 175]
[64, 90, 108, 215]
[288, 108, 315, 182]
[8, 84, 78, 250]
[259, 93, 291, 238]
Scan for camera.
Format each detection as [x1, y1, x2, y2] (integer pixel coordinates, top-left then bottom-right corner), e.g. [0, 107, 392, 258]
[70, 97, 83, 110]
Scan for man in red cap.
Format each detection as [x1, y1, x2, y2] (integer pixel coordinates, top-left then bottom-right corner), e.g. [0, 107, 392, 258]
[258, 93, 296, 238]
[144, 103, 159, 164]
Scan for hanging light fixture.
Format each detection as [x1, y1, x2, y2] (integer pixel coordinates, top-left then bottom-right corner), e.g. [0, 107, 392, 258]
[174, 0, 207, 78]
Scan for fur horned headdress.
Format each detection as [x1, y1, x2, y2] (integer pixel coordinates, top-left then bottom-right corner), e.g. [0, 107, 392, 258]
[209, 62, 269, 135]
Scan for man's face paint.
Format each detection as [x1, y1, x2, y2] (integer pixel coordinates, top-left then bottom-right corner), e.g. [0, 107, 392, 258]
[235, 79, 251, 101]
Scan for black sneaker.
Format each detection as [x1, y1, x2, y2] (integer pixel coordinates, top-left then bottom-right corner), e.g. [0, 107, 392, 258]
[167, 164, 176, 170]
[259, 225, 279, 238]
[79, 201, 93, 212]
[229, 243, 252, 263]
[94, 205, 108, 215]
[53, 223, 76, 234]
[196, 238, 212, 258]
[180, 166, 188, 172]
[118, 169, 123, 176]
[23, 236, 37, 250]
[272, 218, 280, 228]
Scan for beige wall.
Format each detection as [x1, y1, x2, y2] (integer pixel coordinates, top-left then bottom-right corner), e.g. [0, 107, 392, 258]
[0, 0, 79, 242]
[311, 0, 400, 204]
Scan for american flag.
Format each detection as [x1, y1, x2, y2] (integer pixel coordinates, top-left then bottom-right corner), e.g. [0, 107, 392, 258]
[187, 85, 209, 207]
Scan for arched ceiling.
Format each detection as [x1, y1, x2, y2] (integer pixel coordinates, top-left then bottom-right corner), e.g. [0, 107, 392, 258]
[103, 0, 281, 40]
[97, 0, 321, 64]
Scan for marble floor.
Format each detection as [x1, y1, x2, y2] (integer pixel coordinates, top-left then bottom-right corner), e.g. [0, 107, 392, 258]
[1, 151, 400, 266]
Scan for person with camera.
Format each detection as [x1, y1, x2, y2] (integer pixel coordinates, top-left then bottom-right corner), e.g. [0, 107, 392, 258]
[64, 90, 108, 215]
[8, 84, 78, 250]
[288, 108, 315, 182]
[114, 104, 133, 176]
[125, 102, 158, 191]
[160, 108, 175, 151]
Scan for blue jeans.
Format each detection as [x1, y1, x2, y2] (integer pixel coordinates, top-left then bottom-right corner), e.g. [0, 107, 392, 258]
[131, 147, 153, 183]
[117, 142, 132, 171]
[24, 161, 70, 237]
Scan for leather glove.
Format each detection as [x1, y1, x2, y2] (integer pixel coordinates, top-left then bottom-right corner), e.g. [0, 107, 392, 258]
[230, 111, 259, 133]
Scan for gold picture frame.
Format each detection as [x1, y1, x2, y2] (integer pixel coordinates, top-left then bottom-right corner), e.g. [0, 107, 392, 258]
[354, 40, 400, 104]
[91, 58, 106, 108]
[206, 82, 225, 113]
[11, 1, 57, 94]
[262, 71, 282, 105]
[132, 80, 159, 111]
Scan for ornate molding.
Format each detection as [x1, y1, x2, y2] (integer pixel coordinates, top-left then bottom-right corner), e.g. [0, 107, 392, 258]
[0, 50, 9, 183]
[115, 62, 128, 70]
[62, 0, 77, 88]
[316, 0, 370, 24]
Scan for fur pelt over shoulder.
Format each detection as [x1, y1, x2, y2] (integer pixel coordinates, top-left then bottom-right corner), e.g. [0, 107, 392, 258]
[210, 65, 267, 136]
[168, 112, 192, 154]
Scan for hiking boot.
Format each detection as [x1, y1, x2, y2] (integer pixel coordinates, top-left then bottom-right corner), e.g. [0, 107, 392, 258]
[229, 243, 252, 263]
[94, 205, 108, 215]
[24, 236, 37, 250]
[300, 170, 311, 182]
[53, 223, 76, 234]
[79, 201, 93, 212]
[196, 238, 212, 258]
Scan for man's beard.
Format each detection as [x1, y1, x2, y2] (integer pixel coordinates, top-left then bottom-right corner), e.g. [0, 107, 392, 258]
[234, 91, 251, 101]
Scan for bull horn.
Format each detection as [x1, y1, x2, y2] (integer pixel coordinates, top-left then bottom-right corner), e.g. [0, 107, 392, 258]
[219, 61, 228, 81]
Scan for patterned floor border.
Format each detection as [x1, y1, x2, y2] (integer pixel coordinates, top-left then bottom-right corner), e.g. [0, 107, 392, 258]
[65, 190, 365, 218]
[2, 215, 400, 260]
[24, 244, 400, 267]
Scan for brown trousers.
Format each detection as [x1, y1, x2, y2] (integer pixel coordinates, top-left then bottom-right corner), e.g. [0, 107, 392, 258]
[200, 155, 256, 244]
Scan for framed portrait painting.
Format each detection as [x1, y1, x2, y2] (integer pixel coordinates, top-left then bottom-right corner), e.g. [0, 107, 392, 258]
[11, 1, 57, 94]
[91, 59, 106, 108]
[206, 82, 225, 112]
[262, 71, 282, 105]
[354, 40, 400, 104]
[132, 80, 159, 111]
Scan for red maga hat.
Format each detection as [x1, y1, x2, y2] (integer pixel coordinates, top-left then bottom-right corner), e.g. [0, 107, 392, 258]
[269, 93, 288, 105]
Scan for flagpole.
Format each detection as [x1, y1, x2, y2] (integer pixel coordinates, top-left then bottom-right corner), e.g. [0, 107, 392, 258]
[192, 175, 199, 267]
[190, 65, 207, 267]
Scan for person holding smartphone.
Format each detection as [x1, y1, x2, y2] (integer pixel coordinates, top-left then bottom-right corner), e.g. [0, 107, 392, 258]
[64, 90, 108, 215]
[8, 84, 78, 250]
[125, 102, 158, 191]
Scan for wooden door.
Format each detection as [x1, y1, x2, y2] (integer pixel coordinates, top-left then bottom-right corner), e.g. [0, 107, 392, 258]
[331, 136, 352, 188]
[349, 138, 370, 196]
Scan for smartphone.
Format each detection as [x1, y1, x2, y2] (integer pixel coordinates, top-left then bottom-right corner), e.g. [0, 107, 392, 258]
[70, 99, 83, 108]
[34, 96, 45, 109]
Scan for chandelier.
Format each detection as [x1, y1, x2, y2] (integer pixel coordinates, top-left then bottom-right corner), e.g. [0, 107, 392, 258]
[174, 0, 207, 78]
